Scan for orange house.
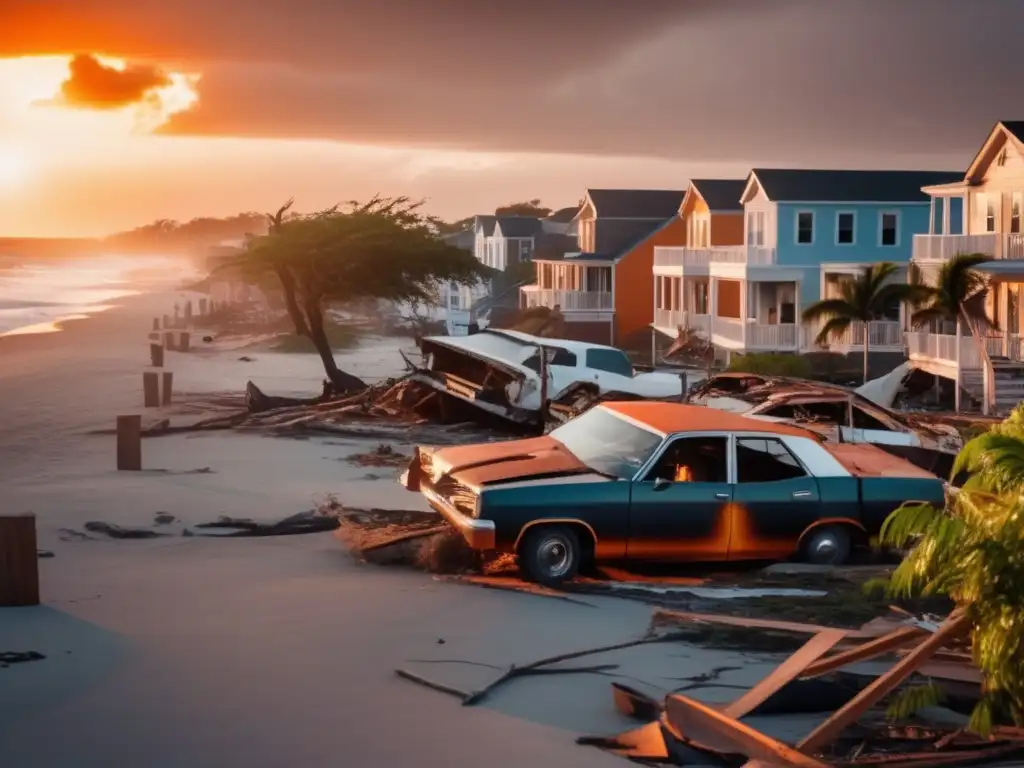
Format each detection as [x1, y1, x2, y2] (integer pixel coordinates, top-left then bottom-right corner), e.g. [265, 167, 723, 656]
[651, 178, 747, 340]
[520, 188, 685, 345]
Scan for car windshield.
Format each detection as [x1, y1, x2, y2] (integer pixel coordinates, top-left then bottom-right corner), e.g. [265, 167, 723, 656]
[548, 407, 663, 479]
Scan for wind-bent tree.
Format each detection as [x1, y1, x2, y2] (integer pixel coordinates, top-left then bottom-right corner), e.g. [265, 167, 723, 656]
[237, 197, 489, 393]
[801, 262, 925, 384]
[879, 406, 1024, 734]
[909, 252, 997, 335]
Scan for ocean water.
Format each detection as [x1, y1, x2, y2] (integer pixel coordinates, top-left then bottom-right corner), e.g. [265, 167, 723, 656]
[0, 254, 200, 337]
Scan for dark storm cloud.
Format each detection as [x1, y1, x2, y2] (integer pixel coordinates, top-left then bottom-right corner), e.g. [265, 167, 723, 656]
[55, 53, 170, 109]
[6, 0, 1024, 164]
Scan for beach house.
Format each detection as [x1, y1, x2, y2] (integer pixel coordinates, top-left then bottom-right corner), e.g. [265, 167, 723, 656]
[520, 188, 686, 345]
[908, 121, 1024, 412]
[654, 169, 961, 360]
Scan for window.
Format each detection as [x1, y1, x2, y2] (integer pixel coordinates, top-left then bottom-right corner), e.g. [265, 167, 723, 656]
[852, 406, 892, 431]
[449, 293, 461, 309]
[836, 212, 856, 245]
[519, 239, 533, 261]
[985, 197, 996, 233]
[522, 346, 577, 373]
[644, 436, 728, 483]
[1012, 193, 1022, 235]
[548, 407, 664, 480]
[748, 211, 766, 246]
[585, 348, 633, 377]
[736, 438, 807, 483]
[796, 212, 814, 244]
[762, 400, 848, 426]
[880, 212, 899, 246]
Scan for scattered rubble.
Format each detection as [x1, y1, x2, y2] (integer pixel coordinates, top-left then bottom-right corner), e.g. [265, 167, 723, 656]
[0, 651, 45, 668]
[346, 444, 409, 468]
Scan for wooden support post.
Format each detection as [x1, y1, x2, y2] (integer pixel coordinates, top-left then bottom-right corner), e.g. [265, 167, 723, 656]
[163, 314, 171, 329]
[184, 300, 193, 323]
[152, 317, 160, 331]
[797, 611, 971, 753]
[163, 332, 176, 351]
[161, 371, 173, 405]
[198, 298, 208, 316]
[178, 332, 190, 352]
[150, 343, 164, 367]
[116, 415, 142, 471]
[0, 513, 40, 607]
[143, 371, 160, 407]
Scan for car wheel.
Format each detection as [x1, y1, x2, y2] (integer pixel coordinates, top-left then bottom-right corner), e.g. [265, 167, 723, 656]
[518, 525, 581, 587]
[800, 526, 851, 566]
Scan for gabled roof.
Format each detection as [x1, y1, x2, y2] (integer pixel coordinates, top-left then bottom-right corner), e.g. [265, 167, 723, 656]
[494, 216, 542, 238]
[474, 215, 497, 236]
[742, 169, 962, 204]
[688, 179, 746, 212]
[583, 188, 686, 219]
[964, 120, 1024, 181]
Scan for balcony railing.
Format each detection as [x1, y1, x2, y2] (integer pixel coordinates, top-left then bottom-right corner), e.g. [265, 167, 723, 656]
[911, 233, 1024, 263]
[747, 323, 800, 349]
[653, 246, 776, 269]
[653, 308, 711, 336]
[819, 320, 904, 349]
[520, 286, 613, 311]
[907, 331, 986, 369]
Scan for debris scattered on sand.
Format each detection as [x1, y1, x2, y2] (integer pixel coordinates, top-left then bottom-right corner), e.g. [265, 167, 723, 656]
[36, 549, 54, 558]
[0, 651, 46, 668]
[347, 443, 410, 468]
[194, 510, 339, 537]
[154, 512, 176, 525]
[83, 521, 168, 540]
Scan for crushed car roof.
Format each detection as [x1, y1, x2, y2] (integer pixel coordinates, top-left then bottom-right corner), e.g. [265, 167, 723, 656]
[602, 402, 817, 439]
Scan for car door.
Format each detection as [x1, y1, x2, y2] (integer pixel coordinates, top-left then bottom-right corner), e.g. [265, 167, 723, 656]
[728, 435, 821, 561]
[584, 348, 634, 394]
[627, 434, 733, 561]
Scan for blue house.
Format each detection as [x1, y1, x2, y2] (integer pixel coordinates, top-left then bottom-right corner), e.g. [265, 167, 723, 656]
[697, 168, 962, 357]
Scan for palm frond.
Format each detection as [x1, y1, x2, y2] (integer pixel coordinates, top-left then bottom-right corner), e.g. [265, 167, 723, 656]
[886, 682, 946, 721]
[802, 299, 862, 323]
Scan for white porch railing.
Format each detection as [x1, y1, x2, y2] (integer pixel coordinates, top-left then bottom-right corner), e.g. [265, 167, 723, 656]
[654, 309, 711, 336]
[823, 320, 904, 349]
[712, 316, 744, 343]
[520, 286, 613, 311]
[906, 331, 986, 369]
[912, 233, 1002, 263]
[653, 246, 775, 268]
[748, 323, 799, 349]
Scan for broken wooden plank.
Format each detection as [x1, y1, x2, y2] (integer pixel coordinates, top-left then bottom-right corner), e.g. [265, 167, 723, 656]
[611, 682, 663, 721]
[801, 626, 927, 679]
[577, 721, 670, 761]
[723, 629, 847, 719]
[665, 693, 830, 768]
[796, 611, 971, 754]
[653, 608, 873, 640]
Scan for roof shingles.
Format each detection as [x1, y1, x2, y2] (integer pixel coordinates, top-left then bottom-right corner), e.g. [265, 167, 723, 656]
[689, 179, 746, 212]
[587, 188, 685, 219]
[750, 169, 962, 203]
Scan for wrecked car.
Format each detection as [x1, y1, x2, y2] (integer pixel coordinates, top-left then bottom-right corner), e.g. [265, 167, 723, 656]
[408, 329, 685, 426]
[687, 373, 963, 478]
[400, 401, 944, 586]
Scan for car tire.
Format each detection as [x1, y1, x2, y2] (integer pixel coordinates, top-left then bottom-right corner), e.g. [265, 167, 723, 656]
[518, 525, 581, 587]
[800, 525, 852, 566]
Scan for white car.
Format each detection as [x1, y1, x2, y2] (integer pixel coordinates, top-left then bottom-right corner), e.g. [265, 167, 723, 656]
[411, 329, 685, 425]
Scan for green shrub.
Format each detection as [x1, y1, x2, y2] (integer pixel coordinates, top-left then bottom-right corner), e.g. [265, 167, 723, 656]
[727, 353, 812, 378]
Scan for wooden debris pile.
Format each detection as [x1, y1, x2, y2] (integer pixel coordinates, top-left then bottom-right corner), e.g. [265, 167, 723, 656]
[576, 609, 1019, 768]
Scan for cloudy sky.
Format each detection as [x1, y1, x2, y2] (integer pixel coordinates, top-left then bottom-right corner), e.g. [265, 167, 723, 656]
[1, 0, 1021, 236]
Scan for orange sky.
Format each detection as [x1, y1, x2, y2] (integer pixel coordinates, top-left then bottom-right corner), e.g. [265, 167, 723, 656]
[1, 0, 1019, 237]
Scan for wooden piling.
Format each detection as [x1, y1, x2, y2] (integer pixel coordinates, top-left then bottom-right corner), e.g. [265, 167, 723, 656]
[198, 298, 208, 316]
[116, 415, 142, 471]
[163, 332, 176, 351]
[143, 371, 160, 407]
[184, 301, 193, 323]
[150, 343, 164, 367]
[162, 314, 171, 329]
[152, 317, 160, 331]
[178, 332, 190, 352]
[161, 371, 174, 405]
[0, 513, 40, 607]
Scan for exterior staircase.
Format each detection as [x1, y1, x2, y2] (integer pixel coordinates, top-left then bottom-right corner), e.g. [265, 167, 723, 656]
[961, 357, 1024, 414]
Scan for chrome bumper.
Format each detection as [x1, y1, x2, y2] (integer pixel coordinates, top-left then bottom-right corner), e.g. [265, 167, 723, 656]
[421, 486, 496, 551]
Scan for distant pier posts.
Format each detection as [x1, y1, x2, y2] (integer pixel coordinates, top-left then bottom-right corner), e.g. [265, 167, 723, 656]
[152, 317, 160, 331]
[150, 343, 164, 367]
[178, 332, 191, 352]
[198, 298, 208, 316]
[164, 332, 176, 351]
[161, 372, 174, 405]
[184, 300, 193, 324]
[143, 371, 160, 407]
[116, 415, 143, 471]
[163, 314, 171, 329]
[0, 513, 40, 607]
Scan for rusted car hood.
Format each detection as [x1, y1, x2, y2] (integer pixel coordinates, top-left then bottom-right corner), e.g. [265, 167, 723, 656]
[410, 435, 590, 490]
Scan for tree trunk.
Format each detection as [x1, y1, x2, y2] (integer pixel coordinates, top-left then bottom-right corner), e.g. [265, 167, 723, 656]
[304, 298, 367, 394]
[274, 265, 312, 337]
[863, 321, 870, 385]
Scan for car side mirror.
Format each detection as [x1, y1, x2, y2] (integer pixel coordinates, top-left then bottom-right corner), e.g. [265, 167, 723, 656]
[652, 477, 672, 492]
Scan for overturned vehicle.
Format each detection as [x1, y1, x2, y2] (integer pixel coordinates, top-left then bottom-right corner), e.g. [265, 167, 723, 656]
[407, 329, 686, 426]
[687, 373, 963, 478]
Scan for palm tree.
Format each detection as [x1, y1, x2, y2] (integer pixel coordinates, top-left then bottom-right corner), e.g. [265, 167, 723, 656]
[909, 252, 997, 335]
[879, 405, 1024, 734]
[802, 262, 925, 384]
